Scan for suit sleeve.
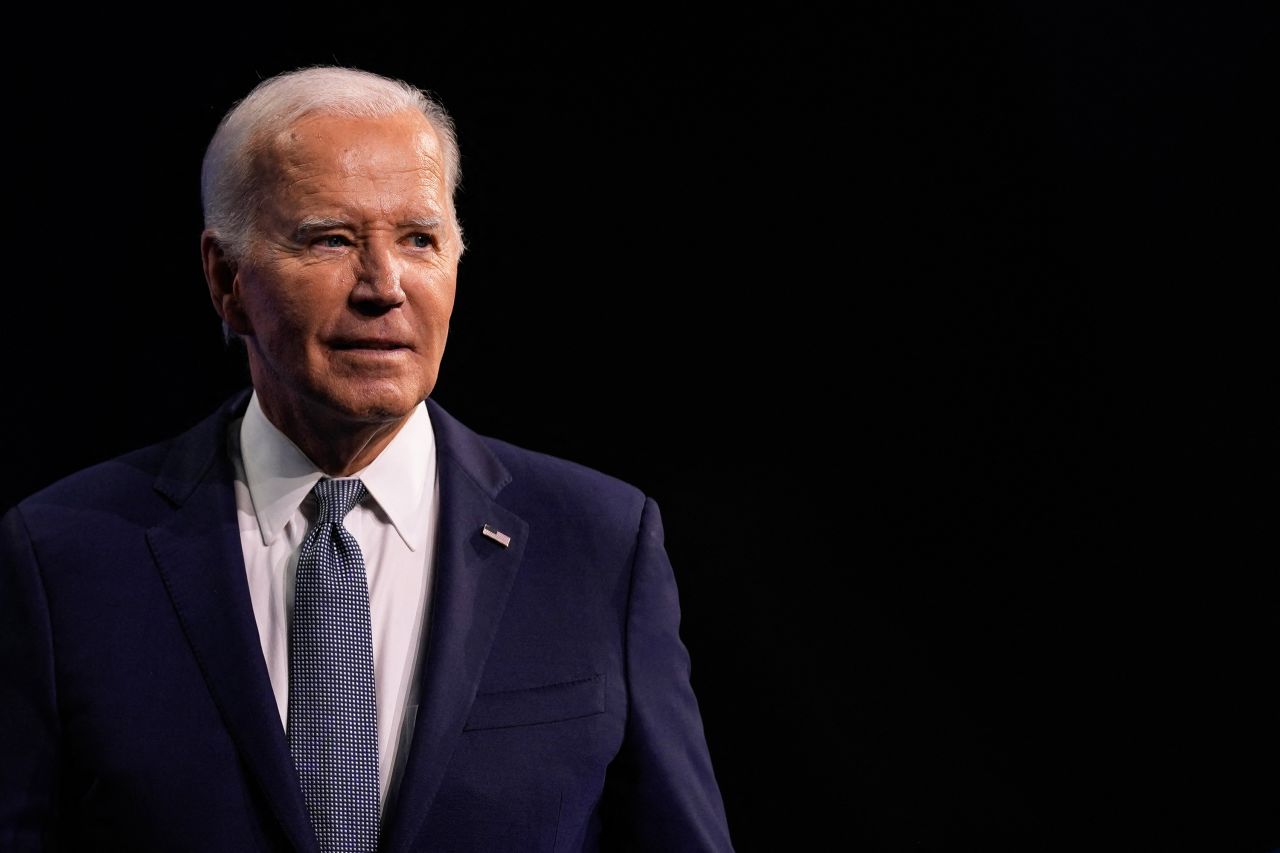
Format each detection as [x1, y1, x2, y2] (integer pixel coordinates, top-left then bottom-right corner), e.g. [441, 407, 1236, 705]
[0, 506, 60, 851]
[600, 497, 734, 851]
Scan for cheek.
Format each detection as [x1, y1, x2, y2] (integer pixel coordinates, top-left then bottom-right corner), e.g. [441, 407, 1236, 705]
[245, 272, 339, 340]
[432, 287, 457, 326]
[413, 270, 458, 328]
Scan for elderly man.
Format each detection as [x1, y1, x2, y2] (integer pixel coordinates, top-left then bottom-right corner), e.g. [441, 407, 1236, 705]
[0, 67, 732, 851]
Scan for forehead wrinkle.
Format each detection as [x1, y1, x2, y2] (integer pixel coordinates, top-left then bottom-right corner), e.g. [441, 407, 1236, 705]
[270, 139, 445, 195]
[278, 191, 446, 234]
[267, 163, 447, 222]
[276, 159, 442, 191]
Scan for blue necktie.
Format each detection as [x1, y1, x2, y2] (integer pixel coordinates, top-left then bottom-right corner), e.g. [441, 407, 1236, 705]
[288, 478, 380, 852]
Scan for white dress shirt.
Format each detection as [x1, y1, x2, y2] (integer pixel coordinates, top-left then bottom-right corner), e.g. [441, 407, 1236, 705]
[227, 392, 439, 808]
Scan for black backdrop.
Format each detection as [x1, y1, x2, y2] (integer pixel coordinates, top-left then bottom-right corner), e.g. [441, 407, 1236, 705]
[4, 6, 1274, 852]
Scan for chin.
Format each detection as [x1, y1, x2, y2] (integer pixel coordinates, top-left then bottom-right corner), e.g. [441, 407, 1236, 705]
[324, 380, 432, 424]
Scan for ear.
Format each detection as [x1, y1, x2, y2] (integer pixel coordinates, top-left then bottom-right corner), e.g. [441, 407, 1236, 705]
[201, 230, 252, 336]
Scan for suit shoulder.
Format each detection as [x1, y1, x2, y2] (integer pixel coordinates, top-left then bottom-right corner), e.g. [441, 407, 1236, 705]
[12, 390, 247, 525]
[13, 440, 175, 522]
[481, 435, 649, 526]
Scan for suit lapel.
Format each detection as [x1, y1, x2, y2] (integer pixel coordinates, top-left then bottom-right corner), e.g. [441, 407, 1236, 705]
[382, 401, 528, 853]
[146, 392, 318, 853]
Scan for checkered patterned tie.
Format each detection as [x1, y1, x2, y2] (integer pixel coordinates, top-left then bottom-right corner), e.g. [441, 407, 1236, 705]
[288, 478, 380, 852]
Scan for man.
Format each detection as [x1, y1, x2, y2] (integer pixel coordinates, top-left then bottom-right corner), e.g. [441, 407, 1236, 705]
[0, 66, 732, 851]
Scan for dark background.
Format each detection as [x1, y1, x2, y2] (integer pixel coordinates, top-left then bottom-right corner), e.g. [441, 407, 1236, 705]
[5, 6, 1273, 851]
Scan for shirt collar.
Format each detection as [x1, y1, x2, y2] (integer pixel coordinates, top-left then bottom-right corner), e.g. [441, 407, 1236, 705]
[239, 391, 436, 550]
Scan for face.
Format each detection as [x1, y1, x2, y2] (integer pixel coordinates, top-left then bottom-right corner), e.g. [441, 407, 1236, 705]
[217, 110, 459, 429]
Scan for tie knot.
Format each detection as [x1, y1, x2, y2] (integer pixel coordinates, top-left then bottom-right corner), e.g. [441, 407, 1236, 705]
[311, 478, 367, 525]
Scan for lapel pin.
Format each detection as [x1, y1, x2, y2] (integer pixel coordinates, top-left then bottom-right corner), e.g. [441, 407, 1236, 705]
[482, 524, 512, 548]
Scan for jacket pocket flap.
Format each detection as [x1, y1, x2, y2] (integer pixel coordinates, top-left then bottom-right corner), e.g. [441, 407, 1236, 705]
[464, 673, 606, 731]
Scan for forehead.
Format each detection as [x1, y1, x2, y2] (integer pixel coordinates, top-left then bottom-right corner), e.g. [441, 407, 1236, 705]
[255, 111, 448, 214]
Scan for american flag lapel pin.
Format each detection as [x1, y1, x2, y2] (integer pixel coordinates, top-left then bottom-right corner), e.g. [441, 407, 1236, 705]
[482, 524, 512, 548]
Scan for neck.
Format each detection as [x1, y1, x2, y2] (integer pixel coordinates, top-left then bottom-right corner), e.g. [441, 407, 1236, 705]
[256, 393, 414, 477]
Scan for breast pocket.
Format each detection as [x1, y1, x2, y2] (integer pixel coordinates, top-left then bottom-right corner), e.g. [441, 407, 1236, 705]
[464, 673, 606, 732]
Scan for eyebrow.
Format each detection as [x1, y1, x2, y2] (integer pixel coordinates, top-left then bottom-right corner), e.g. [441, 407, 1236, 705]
[291, 216, 444, 242]
[292, 217, 353, 242]
[401, 216, 444, 230]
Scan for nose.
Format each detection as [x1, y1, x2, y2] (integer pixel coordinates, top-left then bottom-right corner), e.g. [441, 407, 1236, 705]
[350, 243, 405, 313]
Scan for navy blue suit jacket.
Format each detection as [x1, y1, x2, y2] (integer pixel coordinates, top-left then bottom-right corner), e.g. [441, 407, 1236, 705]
[0, 391, 732, 851]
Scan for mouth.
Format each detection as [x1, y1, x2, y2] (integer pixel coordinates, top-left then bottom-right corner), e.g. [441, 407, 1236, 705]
[330, 339, 413, 351]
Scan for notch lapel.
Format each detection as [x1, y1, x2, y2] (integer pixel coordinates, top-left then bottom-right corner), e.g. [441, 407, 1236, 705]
[146, 393, 318, 853]
[382, 402, 528, 853]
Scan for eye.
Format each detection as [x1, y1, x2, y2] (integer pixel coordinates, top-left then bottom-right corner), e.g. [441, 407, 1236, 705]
[317, 234, 350, 248]
[408, 233, 436, 249]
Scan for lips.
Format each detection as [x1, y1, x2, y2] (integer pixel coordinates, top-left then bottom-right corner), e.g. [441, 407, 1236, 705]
[330, 338, 413, 351]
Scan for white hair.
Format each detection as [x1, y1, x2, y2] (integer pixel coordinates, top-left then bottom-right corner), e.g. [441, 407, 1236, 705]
[201, 65, 463, 264]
